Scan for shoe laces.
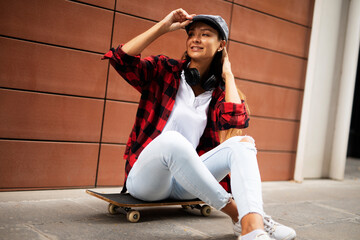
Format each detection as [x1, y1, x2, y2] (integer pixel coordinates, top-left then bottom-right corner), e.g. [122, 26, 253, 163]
[263, 215, 277, 236]
[256, 232, 275, 240]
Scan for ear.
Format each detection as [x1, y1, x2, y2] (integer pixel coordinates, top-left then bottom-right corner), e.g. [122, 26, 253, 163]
[217, 40, 226, 52]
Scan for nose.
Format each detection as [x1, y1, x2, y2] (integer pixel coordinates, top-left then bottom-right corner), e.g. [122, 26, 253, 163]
[192, 34, 201, 43]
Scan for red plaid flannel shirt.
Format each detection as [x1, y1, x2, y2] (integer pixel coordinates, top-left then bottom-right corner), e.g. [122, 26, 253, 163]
[103, 45, 249, 192]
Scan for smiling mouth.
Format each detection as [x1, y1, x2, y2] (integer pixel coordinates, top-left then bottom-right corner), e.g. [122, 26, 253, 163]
[190, 46, 204, 51]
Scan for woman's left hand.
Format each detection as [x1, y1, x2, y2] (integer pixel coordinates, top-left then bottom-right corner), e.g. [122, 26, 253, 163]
[222, 47, 233, 78]
[222, 47, 241, 103]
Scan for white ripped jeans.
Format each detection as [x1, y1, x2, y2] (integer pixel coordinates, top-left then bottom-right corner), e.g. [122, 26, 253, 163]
[126, 131, 264, 221]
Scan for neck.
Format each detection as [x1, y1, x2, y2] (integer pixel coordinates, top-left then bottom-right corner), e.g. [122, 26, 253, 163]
[189, 59, 212, 80]
[188, 58, 213, 96]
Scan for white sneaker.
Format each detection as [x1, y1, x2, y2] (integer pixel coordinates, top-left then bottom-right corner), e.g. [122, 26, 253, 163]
[263, 215, 296, 240]
[238, 232, 275, 240]
[233, 215, 296, 240]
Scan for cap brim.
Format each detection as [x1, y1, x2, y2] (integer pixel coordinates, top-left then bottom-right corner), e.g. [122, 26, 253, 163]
[185, 16, 227, 41]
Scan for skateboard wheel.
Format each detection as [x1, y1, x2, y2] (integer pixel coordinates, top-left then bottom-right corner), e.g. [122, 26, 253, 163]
[127, 210, 140, 223]
[108, 203, 118, 215]
[201, 205, 211, 217]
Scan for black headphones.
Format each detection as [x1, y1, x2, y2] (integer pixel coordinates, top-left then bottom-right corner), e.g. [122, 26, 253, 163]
[184, 67, 218, 91]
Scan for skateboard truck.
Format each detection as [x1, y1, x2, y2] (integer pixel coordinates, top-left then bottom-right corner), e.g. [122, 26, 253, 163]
[108, 204, 141, 223]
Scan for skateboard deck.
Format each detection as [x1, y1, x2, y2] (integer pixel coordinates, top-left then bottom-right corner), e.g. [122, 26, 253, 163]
[86, 190, 211, 222]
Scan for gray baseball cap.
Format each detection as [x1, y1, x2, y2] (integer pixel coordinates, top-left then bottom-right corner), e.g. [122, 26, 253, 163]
[185, 15, 229, 42]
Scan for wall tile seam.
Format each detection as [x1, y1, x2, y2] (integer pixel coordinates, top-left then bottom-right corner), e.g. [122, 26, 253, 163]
[0, 138, 296, 154]
[68, 0, 116, 12]
[0, 87, 106, 102]
[115, 11, 157, 24]
[232, 3, 313, 28]
[0, 87, 141, 105]
[98, 142, 127, 146]
[0, 87, 303, 122]
[0, 35, 106, 56]
[101, 98, 302, 122]
[0, 186, 96, 191]
[250, 115, 301, 123]
[229, 39, 309, 60]
[0, 84, 303, 102]
[227, 1, 235, 46]
[95, 185, 123, 188]
[114, 3, 312, 29]
[115, 1, 233, 26]
[99, 141, 128, 145]
[0, 130, 299, 145]
[235, 78, 305, 91]
[105, 98, 139, 104]
[115, 3, 234, 24]
[0, 88, 304, 122]
[0, 138, 111, 145]
[95, 0, 118, 188]
[258, 150, 296, 154]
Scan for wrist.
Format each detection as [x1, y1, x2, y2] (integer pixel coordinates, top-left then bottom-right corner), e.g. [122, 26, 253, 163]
[222, 71, 234, 80]
[157, 20, 171, 35]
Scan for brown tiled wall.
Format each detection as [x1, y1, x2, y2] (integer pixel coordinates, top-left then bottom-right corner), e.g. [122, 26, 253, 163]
[0, 0, 314, 190]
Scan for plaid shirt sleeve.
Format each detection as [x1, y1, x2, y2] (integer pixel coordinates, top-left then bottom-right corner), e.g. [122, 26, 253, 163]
[216, 97, 250, 130]
[197, 90, 249, 156]
[102, 44, 172, 92]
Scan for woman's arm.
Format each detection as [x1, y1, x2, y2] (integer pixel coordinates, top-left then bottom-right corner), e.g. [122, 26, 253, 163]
[122, 9, 194, 56]
[222, 47, 242, 104]
[217, 47, 249, 130]
[102, 9, 194, 91]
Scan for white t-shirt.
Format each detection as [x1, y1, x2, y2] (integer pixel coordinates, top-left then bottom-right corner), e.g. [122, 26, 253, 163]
[162, 70, 213, 149]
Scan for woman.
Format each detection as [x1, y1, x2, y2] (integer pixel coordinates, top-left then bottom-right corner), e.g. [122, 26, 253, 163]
[103, 8, 296, 240]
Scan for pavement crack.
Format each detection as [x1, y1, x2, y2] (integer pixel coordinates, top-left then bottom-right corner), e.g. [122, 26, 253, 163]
[24, 224, 58, 240]
[176, 224, 212, 238]
[0, 197, 87, 205]
[311, 202, 358, 217]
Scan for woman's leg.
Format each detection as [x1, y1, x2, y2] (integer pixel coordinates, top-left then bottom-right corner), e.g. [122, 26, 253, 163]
[126, 131, 232, 209]
[203, 136, 264, 235]
[173, 136, 264, 218]
[170, 135, 264, 235]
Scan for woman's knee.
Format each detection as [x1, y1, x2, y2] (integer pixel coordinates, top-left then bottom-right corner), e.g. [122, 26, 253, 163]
[226, 135, 255, 146]
[239, 136, 255, 145]
[156, 131, 192, 153]
[229, 136, 257, 156]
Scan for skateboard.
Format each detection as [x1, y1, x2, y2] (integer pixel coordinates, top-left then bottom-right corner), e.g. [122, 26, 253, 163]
[86, 190, 212, 223]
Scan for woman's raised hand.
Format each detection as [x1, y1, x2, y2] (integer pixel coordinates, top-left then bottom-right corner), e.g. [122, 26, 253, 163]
[160, 9, 195, 33]
[121, 9, 194, 56]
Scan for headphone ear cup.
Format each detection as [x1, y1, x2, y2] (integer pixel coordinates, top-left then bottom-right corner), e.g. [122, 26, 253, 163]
[184, 68, 200, 86]
[201, 75, 218, 91]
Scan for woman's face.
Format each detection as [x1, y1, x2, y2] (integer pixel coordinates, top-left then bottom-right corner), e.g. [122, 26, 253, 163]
[186, 22, 224, 63]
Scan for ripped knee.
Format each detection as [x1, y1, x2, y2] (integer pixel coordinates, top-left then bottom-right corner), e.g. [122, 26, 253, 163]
[239, 136, 255, 145]
[238, 136, 257, 155]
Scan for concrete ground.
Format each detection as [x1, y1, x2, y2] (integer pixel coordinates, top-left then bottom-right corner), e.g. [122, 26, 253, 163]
[1, 158, 360, 240]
